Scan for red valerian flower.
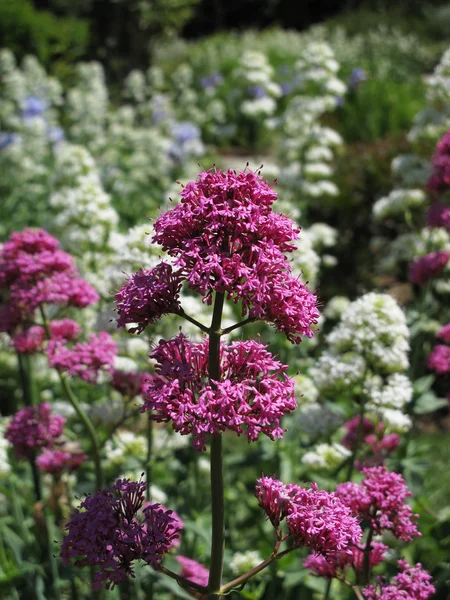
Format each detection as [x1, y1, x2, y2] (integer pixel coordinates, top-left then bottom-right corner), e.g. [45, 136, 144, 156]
[60, 479, 182, 590]
[364, 560, 435, 600]
[409, 251, 450, 286]
[303, 541, 387, 578]
[36, 449, 87, 476]
[142, 334, 297, 450]
[427, 344, 450, 375]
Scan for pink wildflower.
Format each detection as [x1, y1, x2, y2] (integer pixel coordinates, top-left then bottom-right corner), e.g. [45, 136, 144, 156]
[336, 466, 420, 541]
[304, 541, 387, 578]
[427, 201, 450, 230]
[142, 334, 297, 450]
[112, 370, 150, 398]
[152, 168, 319, 343]
[176, 555, 209, 588]
[427, 129, 450, 194]
[342, 416, 399, 468]
[36, 449, 87, 476]
[255, 476, 362, 556]
[49, 318, 82, 341]
[363, 559, 435, 600]
[427, 344, 450, 375]
[115, 263, 183, 334]
[47, 332, 118, 384]
[5, 403, 66, 459]
[12, 326, 46, 354]
[61, 479, 182, 590]
[437, 323, 450, 344]
[409, 251, 450, 286]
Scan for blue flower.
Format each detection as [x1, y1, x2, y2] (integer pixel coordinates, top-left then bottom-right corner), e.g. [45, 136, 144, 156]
[21, 96, 48, 119]
[348, 68, 367, 90]
[247, 85, 266, 99]
[47, 126, 65, 144]
[171, 121, 200, 145]
[0, 133, 21, 150]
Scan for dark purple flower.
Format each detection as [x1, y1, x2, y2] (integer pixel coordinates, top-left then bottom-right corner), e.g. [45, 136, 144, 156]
[409, 250, 450, 286]
[247, 85, 266, 99]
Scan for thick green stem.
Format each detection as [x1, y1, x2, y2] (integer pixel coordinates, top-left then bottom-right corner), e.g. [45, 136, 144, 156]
[324, 579, 333, 600]
[207, 292, 225, 598]
[146, 417, 153, 501]
[30, 458, 42, 502]
[39, 306, 103, 490]
[17, 352, 33, 407]
[362, 527, 374, 586]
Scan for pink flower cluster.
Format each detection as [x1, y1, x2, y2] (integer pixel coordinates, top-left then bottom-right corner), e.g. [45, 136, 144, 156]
[304, 541, 387, 579]
[336, 467, 420, 541]
[255, 476, 362, 556]
[427, 201, 450, 231]
[115, 263, 183, 334]
[142, 334, 297, 450]
[427, 129, 450, 195]
[12, 318, 81, 354]
[36, 449, 87, 476]
[428, 323, 450, 375]
[176, 555, 209, 588]
[111, 369, 150, 398]
[47, 332, 118, 384]
[342, 416, 399, 469]
[61, 479, 183, 590]
[409, 250, 450, 286]
[121, 168, 318, 344]
[363, 559, 435, 600]
[0, 228, 98, 334]
[5, 403, 66, 459]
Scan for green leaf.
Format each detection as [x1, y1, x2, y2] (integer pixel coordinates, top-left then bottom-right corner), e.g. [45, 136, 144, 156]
[159, 576, 199, 599]
[413, 375, 435, 395]
[413, 392, 448, 415]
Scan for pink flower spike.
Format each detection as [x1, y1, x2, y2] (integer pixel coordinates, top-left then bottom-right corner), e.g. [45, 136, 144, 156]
[364, 559, 435, 600]
[427, 344, 450, 375]
[115, 263, 183, 333]
[409, 251, 450, 286]
[176, 555, 209, 588]
[437, 323, 450, 344]
[36, 449, 87, 476]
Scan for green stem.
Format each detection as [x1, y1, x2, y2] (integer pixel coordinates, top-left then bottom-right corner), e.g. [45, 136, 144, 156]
[345, 400, 366, 481]
[324, 579, 333, 600]
[39, 305, 103, 490]
[178, 308, 210, 334]
[146, 417, 153, 501]
[207, 292, 225, 598]
[362, 527, 374, 586]
[17, 352, 33, 407]
[29, 458, 42, 502]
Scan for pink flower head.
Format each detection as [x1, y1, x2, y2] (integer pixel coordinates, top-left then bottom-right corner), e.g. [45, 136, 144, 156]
[61, 479, 182, 590]
[426, 201, 450, 230]
[342, 416, 399, 468]
[36, 449, 87, 476]
[5, 403, 66, 459]
[363, 559, 435, 600]
[342, 416, 375, 450]
[427, 344, 450, 375]
[115, 263, 183, 334]
[112, 370, 150, 398]
[336, 466, 420, 541]
[304, 542, 387, 578]
[142, 334, 297, 450]
[427, 129, 450, 194]
[11, 318, 81, 355]
[176, 555, 209, 588]
[47, 332, 118, 384]
[152, 168, 319, 343]
[12, 326, 46, 354]
[256, 476, 362, 556]
[409, 251, 450, 286]
[437, 323, 450, 344]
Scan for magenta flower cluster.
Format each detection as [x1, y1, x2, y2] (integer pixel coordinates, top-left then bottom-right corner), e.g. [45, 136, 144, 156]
[409, 250, 450, 286]
[428, 323, 450, 376]
[116, 168, 319, 343]
[0, 228, 98, 333]
[336, 466, 420, 541]
[427, 128, 450, 194]
[342, 416, 399, 469]
[142, 334, 296, 450]
[12, 318, 81, 354]
[111, 369, 150, 398]
[47, 332, 118, 384]
[255, 476, 362, 556]
[36, 449, 87, 476]
[176, 555, 209, 588]
[5, 403, 66, 459]
[363, 559, 435, 600]
[427, 201, 450, 231]
[304, 541, 387, 579]
[61, 479, 183, 590]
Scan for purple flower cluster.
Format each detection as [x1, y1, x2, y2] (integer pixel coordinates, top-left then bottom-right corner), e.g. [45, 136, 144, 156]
[427, 129, 450, 194]
[409, 250, 450, 286]
[60, 479, 183, 590]
[142, 334, 296, 450]
[342, 416, 399, 469]
[427, 201, 450, 231]
[336, 467, 420, 541]
[5, 403, 66, 459]
[255, 476, 362, 556]
[36, 449, 87, 476]
[150, 168, 319, 343]
[47, 332, 118, 384]
[363, 559, 435, 600]
[0, 228, 98, 334]
[12, 318, 81, 354]
[111, 369, 150, 398]
[304, 541, 387, 579]
[115, 263, 182, 334]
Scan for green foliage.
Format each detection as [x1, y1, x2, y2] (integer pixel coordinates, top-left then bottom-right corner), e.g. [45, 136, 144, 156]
[0, 0, 89, 79]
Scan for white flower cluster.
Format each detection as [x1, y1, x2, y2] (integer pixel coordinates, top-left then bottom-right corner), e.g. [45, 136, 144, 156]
[0, 420, 11, 476]
[391, 155, 431, 187]
[372, 189, 427, 222]
[323, 296, 351, 320]
[229, 551, 263, 576]
[104, 430, 147, 467]
[292, 402, 343, 438]
[302, 442, 351, 470]
[234, 51, 282, 118]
